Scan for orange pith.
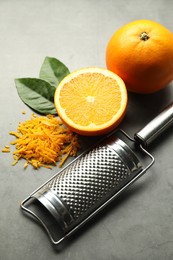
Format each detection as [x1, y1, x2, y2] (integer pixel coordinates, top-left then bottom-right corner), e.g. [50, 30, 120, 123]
[106, 20, 173, 94]
[54, 68, 128, 136]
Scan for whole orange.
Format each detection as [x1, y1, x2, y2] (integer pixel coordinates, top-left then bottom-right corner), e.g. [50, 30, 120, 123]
[106, 20, 173, 93]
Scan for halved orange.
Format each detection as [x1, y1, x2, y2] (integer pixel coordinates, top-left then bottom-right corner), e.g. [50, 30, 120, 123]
[54, 67, 128, 136]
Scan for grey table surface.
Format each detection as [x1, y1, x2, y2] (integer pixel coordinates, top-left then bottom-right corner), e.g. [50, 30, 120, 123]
[1, 0, 173, 259]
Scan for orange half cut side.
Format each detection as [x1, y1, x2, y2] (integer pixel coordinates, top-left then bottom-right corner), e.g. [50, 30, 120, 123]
[54, 67, 128, 136]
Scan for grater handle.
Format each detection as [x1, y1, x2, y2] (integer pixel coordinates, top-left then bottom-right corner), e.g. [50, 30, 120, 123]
[134, 102, 173, 148]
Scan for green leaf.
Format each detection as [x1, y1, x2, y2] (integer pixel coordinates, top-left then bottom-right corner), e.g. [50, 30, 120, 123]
[15, 78, 57, 115]
[39, 56, 70, 87]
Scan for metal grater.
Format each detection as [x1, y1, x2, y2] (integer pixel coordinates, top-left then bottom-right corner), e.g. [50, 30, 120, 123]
[31, 137, 142, 233]
[21, 102, 173, 246]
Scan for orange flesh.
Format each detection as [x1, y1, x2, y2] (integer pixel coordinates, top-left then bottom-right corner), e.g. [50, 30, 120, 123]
[59, 73, 122, 126]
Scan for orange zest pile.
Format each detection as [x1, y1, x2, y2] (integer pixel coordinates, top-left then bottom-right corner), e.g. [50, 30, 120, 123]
[4, 113, 80, 169]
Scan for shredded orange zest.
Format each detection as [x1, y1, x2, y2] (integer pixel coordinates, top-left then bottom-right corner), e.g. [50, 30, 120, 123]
[8, 113, 80, 169]
[2, 147, 10, 153]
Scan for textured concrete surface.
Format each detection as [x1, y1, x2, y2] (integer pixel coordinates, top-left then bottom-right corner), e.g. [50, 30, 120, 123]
[0, 0, 173, 259]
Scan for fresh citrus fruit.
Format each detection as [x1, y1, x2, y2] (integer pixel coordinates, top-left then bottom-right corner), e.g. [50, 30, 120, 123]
[54, 67, 128, 136]
[106, 19, 173, 94]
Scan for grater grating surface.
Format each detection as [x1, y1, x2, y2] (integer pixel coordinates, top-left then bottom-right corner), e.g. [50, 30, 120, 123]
[47, 145, 129, 220]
